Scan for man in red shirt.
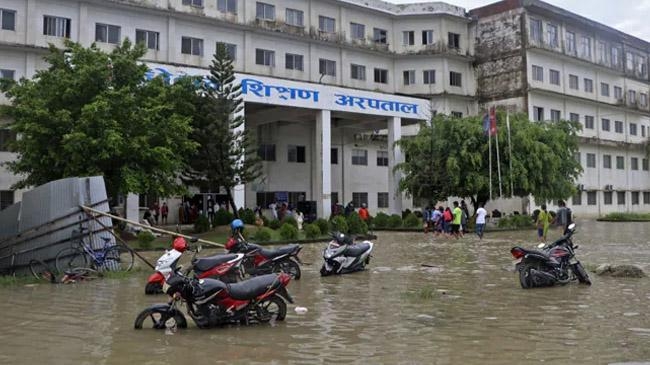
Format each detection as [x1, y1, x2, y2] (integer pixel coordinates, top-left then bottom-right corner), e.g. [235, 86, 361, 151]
[358, 203, 370, 222]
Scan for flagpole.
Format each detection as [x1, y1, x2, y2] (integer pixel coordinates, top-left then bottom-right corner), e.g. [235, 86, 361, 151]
[507, 111, 514, 197]
[489, 127, 493, 202]
[496, 120, 503, 198]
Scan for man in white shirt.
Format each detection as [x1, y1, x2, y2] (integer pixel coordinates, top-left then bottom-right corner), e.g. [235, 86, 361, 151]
[475, 204, 488, 240]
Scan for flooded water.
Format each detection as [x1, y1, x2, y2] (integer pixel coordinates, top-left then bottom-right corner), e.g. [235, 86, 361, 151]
[1, 219, 650, 364]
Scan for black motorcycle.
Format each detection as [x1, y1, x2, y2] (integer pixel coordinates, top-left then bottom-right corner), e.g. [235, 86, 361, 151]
[511, 223, 591, 288]
[225, 236, 302, 279]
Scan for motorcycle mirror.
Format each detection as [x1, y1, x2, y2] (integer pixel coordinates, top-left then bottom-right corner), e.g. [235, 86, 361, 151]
[567, 222, 576, 231]
[537, 243, 546, 249]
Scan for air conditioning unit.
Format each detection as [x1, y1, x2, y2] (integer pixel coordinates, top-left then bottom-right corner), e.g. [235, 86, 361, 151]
[604, 184, 613, 191]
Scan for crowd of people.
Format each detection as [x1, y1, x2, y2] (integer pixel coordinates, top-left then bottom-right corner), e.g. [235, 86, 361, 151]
[422, 200, 487, 240]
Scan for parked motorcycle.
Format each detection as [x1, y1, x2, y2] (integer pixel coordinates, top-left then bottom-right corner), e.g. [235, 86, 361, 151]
[320, 232, 374, 276]
[134, 270, 294, 330]
[225, 237, 302, 279]
[145, 237, 245, 295]
[510, 223, 591, 288]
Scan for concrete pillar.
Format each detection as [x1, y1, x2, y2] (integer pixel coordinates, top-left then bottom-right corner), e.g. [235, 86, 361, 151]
[233, 103, 246, 210]
[388, 116, 403, 215]
[126, 193, 139, 223]
[314, 109, 332, 218]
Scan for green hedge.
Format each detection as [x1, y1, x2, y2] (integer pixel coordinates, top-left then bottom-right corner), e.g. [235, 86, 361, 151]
[602, 212, 650, 221]
[403, 213, 421, 228]
[497, 215, 534, 229]
[314, 218, 330, 235]
[346, 212, 368, 235]
[387, 214, 403, 228]
[194, 215, 211, 233]
[279, 223, 299, 240]
[330, 215, 349, 233]
[304, 223, 321, 239]
[373, 212, 390, 228]
[252, 227, 273, 241]
[213, 209, 234, 226]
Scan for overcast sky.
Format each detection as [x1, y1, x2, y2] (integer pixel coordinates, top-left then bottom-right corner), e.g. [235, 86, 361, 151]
[385, 0, 650, 41]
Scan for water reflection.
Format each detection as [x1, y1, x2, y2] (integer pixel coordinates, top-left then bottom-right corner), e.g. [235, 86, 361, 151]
[0, 220, 649, 364]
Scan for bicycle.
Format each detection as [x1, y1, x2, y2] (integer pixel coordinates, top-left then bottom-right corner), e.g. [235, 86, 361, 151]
[29, 259, 57, 283]
[29, 259, 102, 283]
[55, 228, 134, 273]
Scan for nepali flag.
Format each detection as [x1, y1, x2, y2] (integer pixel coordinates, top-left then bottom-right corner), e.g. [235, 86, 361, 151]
[489, 106, 497, 136]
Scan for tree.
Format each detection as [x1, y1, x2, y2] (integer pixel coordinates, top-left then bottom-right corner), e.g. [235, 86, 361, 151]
[0, 40, 197, 200]
[396, 111, 582, 211]
[182, 44, 262, 216]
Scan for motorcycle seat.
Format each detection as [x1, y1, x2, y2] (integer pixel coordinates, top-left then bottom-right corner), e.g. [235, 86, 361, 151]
[192, 254, 240, 272]
[260, 244, 299, 259]
[344, 242, 371, 257]
[227, 274, 282, 300]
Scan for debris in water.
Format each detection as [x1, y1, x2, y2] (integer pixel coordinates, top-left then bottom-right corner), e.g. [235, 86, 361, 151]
[294, 306, 308, 314]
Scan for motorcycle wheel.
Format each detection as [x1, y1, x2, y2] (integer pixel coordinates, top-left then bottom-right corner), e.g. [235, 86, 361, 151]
[275, 259, 301, 280]
[134, 307, 188, 330]
[518, 263, 538, 289]
[254, 294, 287, 322]
[144, 282, 163, 295]
[320, 264, 331, 277]
[572, 263, 592, 286]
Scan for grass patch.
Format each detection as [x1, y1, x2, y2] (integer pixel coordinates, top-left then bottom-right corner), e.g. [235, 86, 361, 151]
[600, 212, 650, 221]
[0, 275, 41, 287]
[402, 286, 436, 300]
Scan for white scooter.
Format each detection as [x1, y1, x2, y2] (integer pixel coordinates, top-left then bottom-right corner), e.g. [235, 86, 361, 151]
[320, 232, 374, 276]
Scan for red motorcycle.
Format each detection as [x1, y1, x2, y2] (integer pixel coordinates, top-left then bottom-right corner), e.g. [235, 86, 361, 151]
[225, 236, 302, 279]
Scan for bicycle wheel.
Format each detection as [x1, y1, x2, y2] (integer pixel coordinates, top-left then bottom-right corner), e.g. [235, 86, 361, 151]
[55, 247, 89, 273]
[101, 245, 134, 271]
[29, 259, 56, 283]
[61, 267, 102, 283]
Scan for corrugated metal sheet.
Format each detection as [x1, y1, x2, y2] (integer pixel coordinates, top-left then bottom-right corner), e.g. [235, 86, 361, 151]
[0, 176, 114, 274]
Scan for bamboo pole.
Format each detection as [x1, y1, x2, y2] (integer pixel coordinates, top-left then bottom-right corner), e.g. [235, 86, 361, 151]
[80, 205, 225, 248]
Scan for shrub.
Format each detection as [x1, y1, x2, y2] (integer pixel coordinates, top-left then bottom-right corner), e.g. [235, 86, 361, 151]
[402, 209, 412, 219]
[279, 223, 298, 240]
[603, 212, 650, 221]
[329, 215, 349, 233]
[252, 227, 273, 241]
[387, 214, 403, 228]
[497, 215, 534, 229]
[314, 218, 329, 235]
[282, 216, 298, 229]
[304, 223, 321, 239]
[239, 208, 257, 225]
[194, 215, 211, 233]
[346, 212, 368, 235]
[268, 219, 281, 230]
[403, 213, 421, 228]
[373, 212, 390, 228]
[213, 209, 234, 226]
[136, 230, 156, 250]
[261, 215, 269, 227]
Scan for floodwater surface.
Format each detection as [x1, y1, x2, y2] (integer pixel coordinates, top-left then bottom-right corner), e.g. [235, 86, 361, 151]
[1, 219, 649, 365]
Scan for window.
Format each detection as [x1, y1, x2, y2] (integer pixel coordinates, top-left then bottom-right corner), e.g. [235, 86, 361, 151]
[569, 113, 579, 123]
[601, 118, 610, 131]
[255, 48, 275, 66]
[1, 9, 16, 31]
[612, 47, 621, 67]
[0, 69, 15, 80]
[352, 149, 367, 165]
[533, 107, 544, 121]
[288, 145, 306, 163]
[423, 70, 435, 84]
[95, 23, 120, 44]
[43, 15, 71, 38]
[615, 121, 623, 133]
[451, 111, 463, 118]
[319, 16, 335, 33]
[331, 148, 338, 164]
[617, 191, 626, 205]
[632, 191, 640, 205]
[422, 30, 434, 45]
[604, 191, 612, 205]
[352, 192, 368, 208]
[377, 150, 388, 166]
[643, 125, 647, 137]
[136, 29, 159, 50]
[550, 110, 561, 122]
[549, 69, 560, 85]
[182, 0, 203, 6]
[217, 42, 236, 60]
[579, 35, 591, 59]
[632, 157, 639, 170]
[572, 192, 582, 206]
[319, 59, 336, 77]
[350, 64, 365, 80]
[0, 128, 17, 151]
[603, 154, 611, 169]
[256, 2, 275, 20]
[585, 115, 594, 129]
[636, 55, 647, 76]
[374, 68, 388, 84]
[629, 90, 637, 104]
[566, 31, 576, 55]
[350, 22, 365, 40]
[644, 158, 649, 171]
[532, 65, 543, 81]
[448, 32, 460, 49]
[586, 153, 596, 168]
[285, 53, 303, 71]
[402, 31, 414, 46]
[601, 82, 610, 97]
[641, 93, 648, 107]
[645, 192, 650, 204]
[258, 144, 276, 161]
[181, 36, 203, 56]
[285, 8, 303, 27]
[373, 28, 387, 44]
[449, 71, 462, 87]
[0, 191, 13, 210]
[616, 156, 624, 170]
[403, 70, 415, 86]
[378, 192, 389, 208]
[626, 52, 634, 71]
[584, 78, 593, 93]
[569, 74, 578, 90]
[587, 191, 597, 205]
[217, 0, 237, 13]
[614, 86, 622, 100]
[630, 123, 638, 136]
[597, 41, 608, 64]
[546, 23, 558, 47]
[530, 18, 542, 43]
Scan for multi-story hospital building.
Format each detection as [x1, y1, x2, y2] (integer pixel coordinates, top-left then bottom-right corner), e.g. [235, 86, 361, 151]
[0, 0, 649, 219]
